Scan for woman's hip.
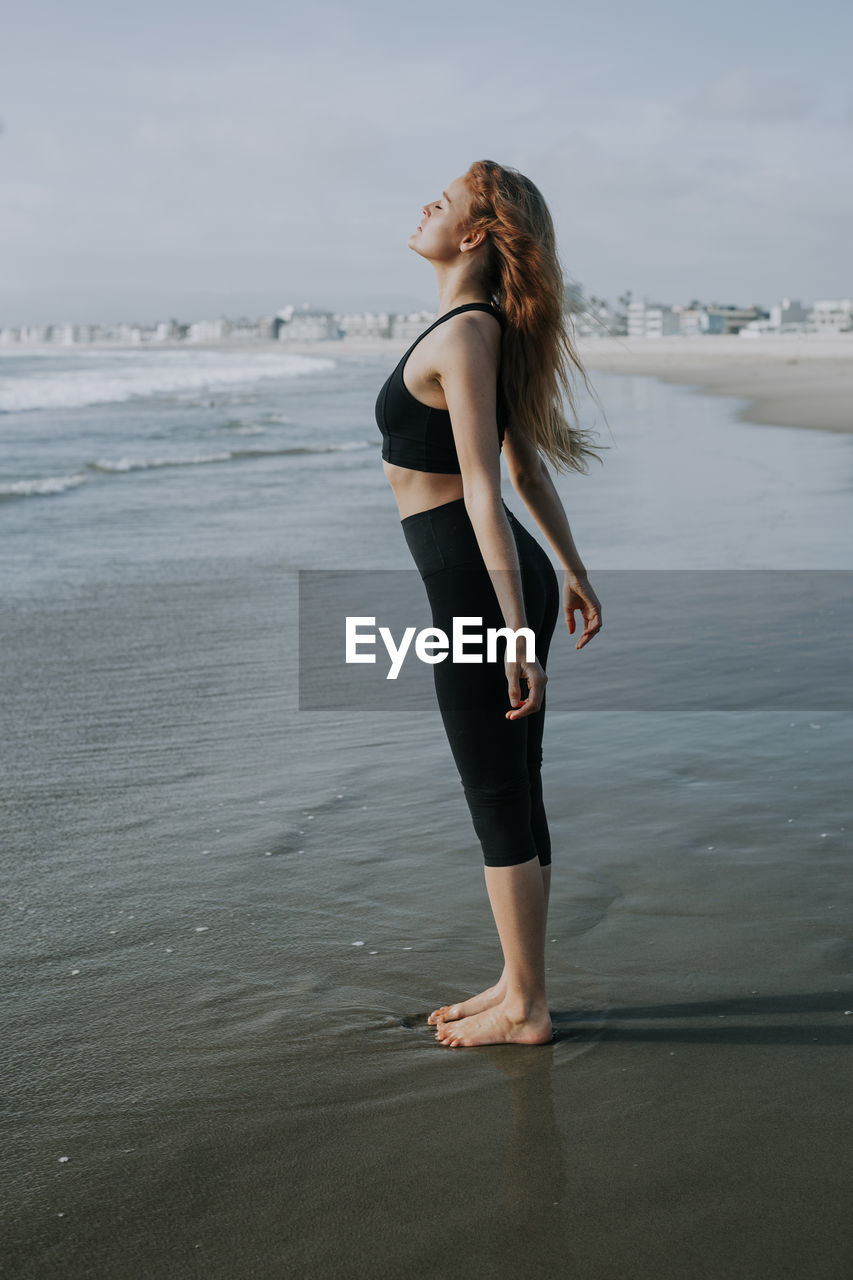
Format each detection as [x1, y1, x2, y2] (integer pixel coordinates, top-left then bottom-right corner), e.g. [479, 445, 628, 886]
[401, 496, 550, 579]
[401, 496, 558, 647]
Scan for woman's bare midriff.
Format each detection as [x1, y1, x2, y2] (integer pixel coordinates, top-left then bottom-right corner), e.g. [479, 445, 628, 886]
[383, 460, 465, 521]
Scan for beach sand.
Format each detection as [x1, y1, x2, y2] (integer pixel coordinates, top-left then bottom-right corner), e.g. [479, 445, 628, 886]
[576, 334, 853, 435]
[276, 331, 853, 435]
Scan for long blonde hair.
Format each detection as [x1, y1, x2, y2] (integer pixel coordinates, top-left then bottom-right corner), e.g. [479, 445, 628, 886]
[464, 159, 608, 474]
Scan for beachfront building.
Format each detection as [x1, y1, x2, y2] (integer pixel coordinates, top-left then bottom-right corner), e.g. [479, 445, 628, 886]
[626, 301, 645, 337]
[807, 299, 853, 334]
[740, 299, 810, 337]
[20, 325, 52, 344]
[255, 316, 278, 341]
[677, 307, 706, 337]
[153, 320, 181, 342]
[276, 308, 338, 341]
[699, 305, 766, 335]
[390, 311, 438, 339]
[566, 295, 621, 340]
[627, 300, 680, 338]
[337, 312, 393, 339]
[225, 317, 267, 342]
[771, 298, 810, 331]
[187, 318, 226, 343]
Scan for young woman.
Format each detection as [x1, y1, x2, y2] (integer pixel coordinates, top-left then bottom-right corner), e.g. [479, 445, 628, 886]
[374, 159, 604, 1048]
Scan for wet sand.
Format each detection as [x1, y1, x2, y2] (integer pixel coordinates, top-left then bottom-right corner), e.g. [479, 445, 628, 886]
[278, 331, 853, 435]
[3, 349, 852, 1279]
[576, 334, 853, 434]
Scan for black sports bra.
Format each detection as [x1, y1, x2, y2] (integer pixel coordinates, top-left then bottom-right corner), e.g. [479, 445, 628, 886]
[374, 302, 507, 474]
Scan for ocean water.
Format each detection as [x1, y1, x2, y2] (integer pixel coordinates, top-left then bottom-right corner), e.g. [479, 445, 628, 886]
[2, 342, 852, 1279]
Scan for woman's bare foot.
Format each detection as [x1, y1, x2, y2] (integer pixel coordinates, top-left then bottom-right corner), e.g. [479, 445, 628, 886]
[427, 974, 507, 1025]
[434, 997, 553, 1048]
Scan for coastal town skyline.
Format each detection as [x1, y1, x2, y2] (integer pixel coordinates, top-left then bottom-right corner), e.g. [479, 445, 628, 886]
[3, 290, 851, 348]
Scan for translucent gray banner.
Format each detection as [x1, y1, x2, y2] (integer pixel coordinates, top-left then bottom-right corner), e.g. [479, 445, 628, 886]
[297, 570, 853, 711]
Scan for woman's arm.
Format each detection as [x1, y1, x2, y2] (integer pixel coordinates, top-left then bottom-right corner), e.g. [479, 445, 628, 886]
[501, 424, 587, 575]
[502, 425, 603, 649]
[433, 312, 546, 717]
[434, 313, 528, 630]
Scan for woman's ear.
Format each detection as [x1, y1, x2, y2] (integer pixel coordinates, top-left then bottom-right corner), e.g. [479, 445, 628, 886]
[460, 227, 487, 253]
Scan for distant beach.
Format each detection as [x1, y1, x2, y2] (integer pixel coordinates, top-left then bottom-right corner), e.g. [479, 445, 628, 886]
[277, 330, 853, 436]
[577, 334, 853, 435]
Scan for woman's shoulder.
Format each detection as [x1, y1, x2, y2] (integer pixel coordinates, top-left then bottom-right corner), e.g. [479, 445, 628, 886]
[430, 307, 503, 355]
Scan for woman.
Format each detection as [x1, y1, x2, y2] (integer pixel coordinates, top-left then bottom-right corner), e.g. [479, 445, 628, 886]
[375, 159, 604, 1048]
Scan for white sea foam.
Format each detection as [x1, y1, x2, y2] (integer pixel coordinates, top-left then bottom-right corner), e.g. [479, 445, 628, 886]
[1, 440, 374, 498]
[0, 473, 90, 498]
[0, 351, 336, 412]
[88, 442, 372, 473]
[89, 451, 234, 473]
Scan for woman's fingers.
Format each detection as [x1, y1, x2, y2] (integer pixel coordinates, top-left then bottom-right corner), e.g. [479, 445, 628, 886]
[574, 605, 602, 649]
[505, 660, 547, 719]
[506, 662, 523, 709]
[564, 579, 603, 650]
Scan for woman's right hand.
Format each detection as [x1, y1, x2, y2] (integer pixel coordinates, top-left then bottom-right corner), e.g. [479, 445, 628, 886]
[563, 571, 602, 650]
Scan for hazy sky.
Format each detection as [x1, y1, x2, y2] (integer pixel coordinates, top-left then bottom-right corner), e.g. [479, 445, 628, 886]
[2, 0, 851, 324]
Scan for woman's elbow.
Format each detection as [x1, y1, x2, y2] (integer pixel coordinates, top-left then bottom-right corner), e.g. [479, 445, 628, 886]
[462, 474, 503, 512]
[509, 462, 546, 493]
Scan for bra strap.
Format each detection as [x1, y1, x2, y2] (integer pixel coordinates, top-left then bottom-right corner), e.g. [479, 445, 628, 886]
[406, 303, 504, 355]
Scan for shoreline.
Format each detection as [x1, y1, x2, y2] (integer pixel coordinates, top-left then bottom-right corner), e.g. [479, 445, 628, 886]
[575, 334, 853, 435]
[285, 332, 853, 436]
[5, 332, 851, 435]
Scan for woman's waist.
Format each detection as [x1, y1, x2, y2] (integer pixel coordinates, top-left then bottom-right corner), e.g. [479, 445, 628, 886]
[402, 494, 521, 579]
[384, 461, 465, 522]
[400, 494, 517, 530]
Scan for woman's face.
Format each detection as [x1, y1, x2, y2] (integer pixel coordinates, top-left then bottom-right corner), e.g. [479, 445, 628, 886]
[408, 173, 476, 262]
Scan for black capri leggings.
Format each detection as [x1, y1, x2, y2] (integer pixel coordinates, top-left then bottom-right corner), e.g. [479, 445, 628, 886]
[401, 496, 561, 869]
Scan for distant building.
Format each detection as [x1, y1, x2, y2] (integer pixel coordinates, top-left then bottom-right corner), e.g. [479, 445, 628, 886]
[256, 315, 278, 341]
[337, 311, 393, 339]
[188, 318, 227, 343]
[568, 300, 621, 340]
[627, 301, 680, 338]
[676, 308, 704, 337]
[740, 299, 809, 337]
[808, 299, 852, 334]
[770, 298, 810, 331]
[228, 317, 264, 343]
[153, 319, 184, 343]
[19, 325, 51, 344]
[277, 308, 338, 341]
[700, 305, 766, 335]
[389, 311, 435, 340]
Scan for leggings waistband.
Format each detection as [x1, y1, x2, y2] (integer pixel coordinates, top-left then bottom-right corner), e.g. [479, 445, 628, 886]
[400, 495, 516, 528]
[401, 496, 524, 581]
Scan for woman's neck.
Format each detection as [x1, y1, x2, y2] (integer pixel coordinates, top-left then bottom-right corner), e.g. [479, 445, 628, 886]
[433, 263, 491, 315]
